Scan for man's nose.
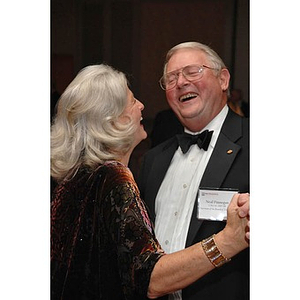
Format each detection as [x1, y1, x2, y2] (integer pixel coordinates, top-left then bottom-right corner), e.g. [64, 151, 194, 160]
[176, 72, 190, 88]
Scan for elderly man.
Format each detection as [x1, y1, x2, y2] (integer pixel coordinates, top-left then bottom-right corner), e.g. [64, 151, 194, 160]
[138, 42, 249, 300]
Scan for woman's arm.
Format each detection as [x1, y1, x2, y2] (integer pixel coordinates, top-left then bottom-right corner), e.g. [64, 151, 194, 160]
[147, 193, 249, 299]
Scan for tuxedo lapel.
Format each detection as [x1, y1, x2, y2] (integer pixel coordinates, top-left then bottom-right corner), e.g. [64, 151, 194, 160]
[201, 109, 243, 188]
[200, 133, 241, 188]
[186, 110, 243, 246]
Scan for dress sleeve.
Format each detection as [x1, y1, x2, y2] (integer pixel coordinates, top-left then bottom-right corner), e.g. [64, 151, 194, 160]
[102, 178, 165, 299]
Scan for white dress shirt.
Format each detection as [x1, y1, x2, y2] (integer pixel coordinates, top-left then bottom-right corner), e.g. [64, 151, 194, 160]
[154, 105, 228, 300]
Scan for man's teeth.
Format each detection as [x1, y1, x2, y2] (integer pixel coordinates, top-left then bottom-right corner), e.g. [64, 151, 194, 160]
[179, 93, 198, 102]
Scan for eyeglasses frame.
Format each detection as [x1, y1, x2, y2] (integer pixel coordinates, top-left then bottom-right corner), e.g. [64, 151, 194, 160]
[159, 64, 218, 91]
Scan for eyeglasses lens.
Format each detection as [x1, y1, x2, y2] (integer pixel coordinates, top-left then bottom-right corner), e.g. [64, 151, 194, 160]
[161, 65, 203, 90]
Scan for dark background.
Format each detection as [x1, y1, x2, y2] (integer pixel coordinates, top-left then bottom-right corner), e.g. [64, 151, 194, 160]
[51, 0, 249, 175]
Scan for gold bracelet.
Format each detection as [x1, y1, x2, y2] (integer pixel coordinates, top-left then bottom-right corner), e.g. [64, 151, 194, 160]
[201, 234, 231, 268]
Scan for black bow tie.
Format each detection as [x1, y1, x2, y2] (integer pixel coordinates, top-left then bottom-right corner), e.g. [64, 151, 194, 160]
[176, 130, 214, 154]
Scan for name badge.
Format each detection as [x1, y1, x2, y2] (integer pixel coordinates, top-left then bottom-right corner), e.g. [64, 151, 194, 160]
[197, 188, 239, 221]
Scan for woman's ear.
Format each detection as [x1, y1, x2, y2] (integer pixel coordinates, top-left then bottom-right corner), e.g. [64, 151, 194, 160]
[219, 68, 230, 92]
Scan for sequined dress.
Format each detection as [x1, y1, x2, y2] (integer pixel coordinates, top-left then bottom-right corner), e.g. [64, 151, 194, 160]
[51, 161, 164, 300]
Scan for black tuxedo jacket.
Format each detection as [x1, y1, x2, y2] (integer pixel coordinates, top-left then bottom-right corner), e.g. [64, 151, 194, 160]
[138, 109, 249, 300]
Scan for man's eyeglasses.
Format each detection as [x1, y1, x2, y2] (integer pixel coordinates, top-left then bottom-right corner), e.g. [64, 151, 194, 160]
[159, 64, 218, 91]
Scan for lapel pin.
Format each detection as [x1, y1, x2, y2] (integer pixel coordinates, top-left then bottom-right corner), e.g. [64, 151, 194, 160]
[227, 149, 233, 154]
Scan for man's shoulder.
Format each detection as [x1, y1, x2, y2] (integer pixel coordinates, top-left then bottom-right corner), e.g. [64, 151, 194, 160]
[222, 109, 249, 137]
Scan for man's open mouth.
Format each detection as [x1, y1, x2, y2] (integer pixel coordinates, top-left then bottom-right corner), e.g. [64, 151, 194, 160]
[179, 93, 198, 102]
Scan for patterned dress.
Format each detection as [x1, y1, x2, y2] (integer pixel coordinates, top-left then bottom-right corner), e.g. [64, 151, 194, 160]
[51, 161, 165, 300]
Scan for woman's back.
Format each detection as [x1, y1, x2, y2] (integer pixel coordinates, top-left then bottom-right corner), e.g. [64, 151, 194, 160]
[51, 161, 163, 300]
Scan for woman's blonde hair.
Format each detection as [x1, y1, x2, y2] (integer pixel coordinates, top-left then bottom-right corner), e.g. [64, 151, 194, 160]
[51, 64, 136, 181]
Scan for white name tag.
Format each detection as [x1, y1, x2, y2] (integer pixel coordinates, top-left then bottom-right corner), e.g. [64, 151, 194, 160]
[197, 188, 238, 221]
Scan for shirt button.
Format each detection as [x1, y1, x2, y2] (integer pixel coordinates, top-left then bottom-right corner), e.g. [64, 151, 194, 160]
[183, 183, 187, 188]
[165, 240, 169, 245]
[174, 211, 178, 216]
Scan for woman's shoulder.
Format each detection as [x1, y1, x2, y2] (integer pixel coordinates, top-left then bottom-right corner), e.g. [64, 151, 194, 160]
[102, 160, 130, 174]
[95, 160, 133, 185]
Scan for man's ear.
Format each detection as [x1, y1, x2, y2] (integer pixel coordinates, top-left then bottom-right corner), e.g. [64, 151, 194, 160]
[219, 68, 230, 91]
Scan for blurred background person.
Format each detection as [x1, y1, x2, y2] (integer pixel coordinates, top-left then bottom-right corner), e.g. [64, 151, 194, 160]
[227, 88, 249, 117]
